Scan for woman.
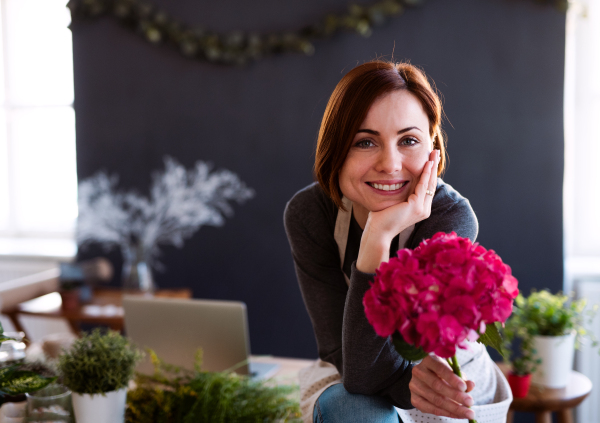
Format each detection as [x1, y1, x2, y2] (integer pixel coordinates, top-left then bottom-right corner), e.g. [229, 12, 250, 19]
[284, 61, 503, 423]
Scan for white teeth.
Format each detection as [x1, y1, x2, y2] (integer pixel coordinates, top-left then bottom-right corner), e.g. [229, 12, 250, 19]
[370, 182, 404, 191]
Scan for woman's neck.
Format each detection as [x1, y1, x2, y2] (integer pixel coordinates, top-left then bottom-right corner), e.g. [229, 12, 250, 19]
[352, 202, 369, 230]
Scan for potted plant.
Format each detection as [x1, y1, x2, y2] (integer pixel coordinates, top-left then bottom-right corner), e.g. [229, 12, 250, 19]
[505, 290, 598, 388]
[0, 323, 56, 404]
[58, 329, 142, 423]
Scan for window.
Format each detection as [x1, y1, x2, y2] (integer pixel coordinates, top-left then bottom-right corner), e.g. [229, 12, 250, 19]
[0, 0, 77, 241]
[564, 0, 600, 289]
[567, 4, 600, 421]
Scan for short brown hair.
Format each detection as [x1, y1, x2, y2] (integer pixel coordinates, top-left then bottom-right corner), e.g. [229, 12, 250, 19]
[314, 61, 446, 209]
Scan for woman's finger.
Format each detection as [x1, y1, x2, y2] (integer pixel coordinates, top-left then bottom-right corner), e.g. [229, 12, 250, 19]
[409, 377, 473, 418]
[466, 380, 476, 393]
[428, 150, 439, 190]
[411, 361, 474, 407]
[422, 355, 469, 392]
[417, 160, 434, 200]
[410, 391, 474, 420]
[423, 150, 439, 206]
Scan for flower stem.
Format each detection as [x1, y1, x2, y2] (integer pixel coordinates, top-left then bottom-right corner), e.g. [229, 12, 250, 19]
[450, 354, 476, 423]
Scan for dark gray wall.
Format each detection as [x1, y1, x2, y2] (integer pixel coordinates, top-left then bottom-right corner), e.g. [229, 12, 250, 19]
[72, 0, 564, 381]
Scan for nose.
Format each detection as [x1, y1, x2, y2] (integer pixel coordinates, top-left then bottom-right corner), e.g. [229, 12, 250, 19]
[375, 146, 402, 174]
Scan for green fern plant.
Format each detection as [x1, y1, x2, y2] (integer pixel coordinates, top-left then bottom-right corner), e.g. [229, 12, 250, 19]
[126, 350, 301, 423]
[0, 322, 56, 396]
[58, 329, 143, 394]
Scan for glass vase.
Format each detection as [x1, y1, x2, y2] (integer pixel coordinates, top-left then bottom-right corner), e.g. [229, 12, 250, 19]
[121, 242, 155, 293]
[26, 384, 73, 423]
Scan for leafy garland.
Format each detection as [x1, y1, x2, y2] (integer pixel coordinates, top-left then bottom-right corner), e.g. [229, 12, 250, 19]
[67, 0, 567, 66]
[67, 0, 423, 65]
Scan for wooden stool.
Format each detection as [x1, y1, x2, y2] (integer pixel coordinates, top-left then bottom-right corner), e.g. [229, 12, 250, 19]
[504, 369, 592, 423]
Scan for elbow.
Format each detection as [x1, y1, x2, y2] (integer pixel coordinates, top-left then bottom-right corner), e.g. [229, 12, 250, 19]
[343, 379, 373, 396]
[342, 371, 378, 395]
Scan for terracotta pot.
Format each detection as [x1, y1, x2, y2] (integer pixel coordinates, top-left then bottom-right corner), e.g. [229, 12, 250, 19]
[59, 289, 80, 311]
[507, 372, 532, 398]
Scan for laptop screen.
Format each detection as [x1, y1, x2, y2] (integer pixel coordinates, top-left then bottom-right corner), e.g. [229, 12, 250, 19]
[123, 296, 251, 375]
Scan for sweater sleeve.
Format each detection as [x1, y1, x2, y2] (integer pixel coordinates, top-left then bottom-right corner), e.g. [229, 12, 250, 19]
[283, 187, 348, 373]
[342, 263, 414, 408]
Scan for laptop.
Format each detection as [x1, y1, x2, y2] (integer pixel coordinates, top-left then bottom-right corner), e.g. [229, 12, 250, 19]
[123, 296, 279, 380]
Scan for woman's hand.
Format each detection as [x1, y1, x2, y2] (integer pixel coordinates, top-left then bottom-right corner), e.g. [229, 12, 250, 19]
[356, 149, 440, 273]
[409, 355, 476, 420]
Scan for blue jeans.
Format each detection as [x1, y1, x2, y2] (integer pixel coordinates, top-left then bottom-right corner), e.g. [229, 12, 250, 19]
[313, 383, 401, 423]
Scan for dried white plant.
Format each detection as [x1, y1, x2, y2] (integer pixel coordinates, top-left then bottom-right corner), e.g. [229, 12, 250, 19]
[77, 157, 255, 267]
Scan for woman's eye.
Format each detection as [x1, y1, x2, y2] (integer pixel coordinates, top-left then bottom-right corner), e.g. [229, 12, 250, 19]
[355, 139, 375, 149]
[400, 137, 419, 146]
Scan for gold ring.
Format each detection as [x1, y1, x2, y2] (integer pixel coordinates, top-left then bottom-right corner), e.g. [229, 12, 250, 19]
[426, 190, 434, 196]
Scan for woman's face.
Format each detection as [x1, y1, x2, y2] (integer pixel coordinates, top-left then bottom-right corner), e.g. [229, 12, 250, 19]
[339, 90, 433, 221]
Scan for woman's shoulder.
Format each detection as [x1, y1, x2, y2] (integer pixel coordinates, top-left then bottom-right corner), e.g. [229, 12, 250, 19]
[431, 179, 475, 216]
[432, 179, 470, 210]
[284, 182, 338, 238]
[412, 179, 479, 244]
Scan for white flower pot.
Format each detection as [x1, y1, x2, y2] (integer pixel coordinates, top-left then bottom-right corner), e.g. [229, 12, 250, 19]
[0, 401, 26, 423]
[71, 387, 127, 423]
[531, 332, 576, 388]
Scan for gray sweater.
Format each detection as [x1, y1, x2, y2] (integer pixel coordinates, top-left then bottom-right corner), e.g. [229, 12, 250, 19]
[284, 179, 478, 409]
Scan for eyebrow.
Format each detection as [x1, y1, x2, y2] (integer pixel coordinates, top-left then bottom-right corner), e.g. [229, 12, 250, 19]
[356, 126, 422, 136]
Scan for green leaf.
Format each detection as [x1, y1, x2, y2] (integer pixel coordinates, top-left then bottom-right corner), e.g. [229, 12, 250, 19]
[0, 335, 16, 343]
[0, 322, 14, 347]
[0, 371, 56, 396]
[478, 322, 505, 357]
[392, 333, 428, 361]
[0, 365, 17, 380]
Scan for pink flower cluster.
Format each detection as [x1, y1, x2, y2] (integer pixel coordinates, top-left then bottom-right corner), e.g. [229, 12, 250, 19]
[363, 232, 519, 358]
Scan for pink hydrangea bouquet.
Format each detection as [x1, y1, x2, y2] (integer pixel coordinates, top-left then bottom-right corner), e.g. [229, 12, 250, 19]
[363, 232, 519, 422]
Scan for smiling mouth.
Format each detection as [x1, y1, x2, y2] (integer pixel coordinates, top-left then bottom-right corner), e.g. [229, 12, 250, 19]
[367, 181, 409, 192]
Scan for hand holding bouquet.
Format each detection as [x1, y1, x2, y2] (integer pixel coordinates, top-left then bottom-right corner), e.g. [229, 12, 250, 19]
[363, 232, 519, 423]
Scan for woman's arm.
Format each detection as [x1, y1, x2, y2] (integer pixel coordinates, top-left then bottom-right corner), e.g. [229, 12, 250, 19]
[341, 263, 414, 407]
[283, 186, 349, 374]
